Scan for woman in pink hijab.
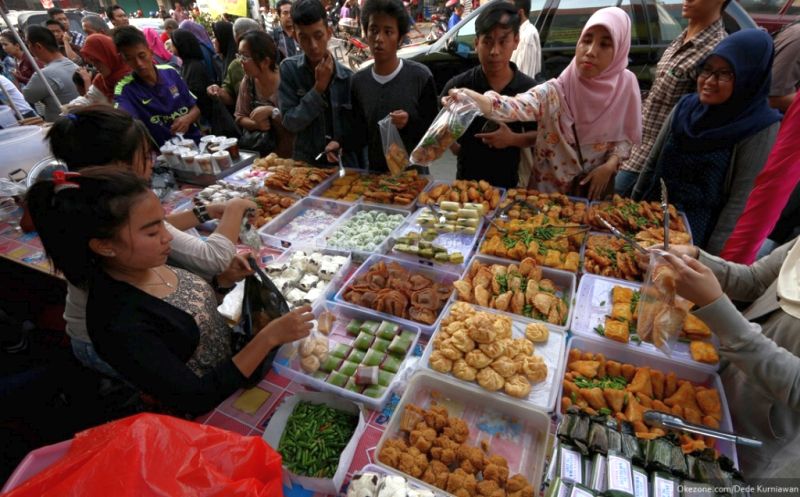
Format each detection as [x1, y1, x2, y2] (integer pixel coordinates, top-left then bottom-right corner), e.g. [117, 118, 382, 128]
[143, 27, 180, 69]
[451, 7, 641, 198]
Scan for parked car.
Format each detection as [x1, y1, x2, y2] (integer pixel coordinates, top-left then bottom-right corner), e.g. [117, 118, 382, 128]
[362, 0, 756, 92]
[737, 0, 799, 33]
[3, 10, 86, 36]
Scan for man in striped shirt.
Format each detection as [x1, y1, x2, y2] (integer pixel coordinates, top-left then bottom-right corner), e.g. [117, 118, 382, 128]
[614, 0, 728, 196]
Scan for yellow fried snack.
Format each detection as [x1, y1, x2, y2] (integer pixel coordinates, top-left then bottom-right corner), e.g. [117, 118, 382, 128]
[696, 388, 722, 420]
[524, 322, 549, 343]
[476, 367, 505, 391]
[604, 318, 630, 343]
[568, 360, 600, 378]
[452, 358, 478, 382]
[491, 356, 519, 378]
[504, 375, 532, 398]
[612, 286, 634, 304]
[611, 303, 633, 322]
[627, 367, 654, 398]
[465, 349, 493, 369]
[430, 350, 454, 373]
[683, 314, 712, 339]
[579, 387, 607, 410]
[690, 340, 719, 364]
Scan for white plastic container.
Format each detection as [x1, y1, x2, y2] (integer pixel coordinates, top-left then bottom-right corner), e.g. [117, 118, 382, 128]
[271, 301, 421, 410]
[318, 202, 410, 263]
[420, 300, 566, 413]
[571, 274, 720, 372]
[258, 197, 351, 249]
[334, 254, 461, 335]
[375, 370, 551, 496]
[458, 253, 577, 332]
[0, 126, 49, 179]
[348, 464, 447, 496]
[561, 335, 737, 467]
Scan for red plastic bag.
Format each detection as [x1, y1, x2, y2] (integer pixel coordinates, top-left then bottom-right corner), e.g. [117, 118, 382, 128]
[2, 414, 283, 497]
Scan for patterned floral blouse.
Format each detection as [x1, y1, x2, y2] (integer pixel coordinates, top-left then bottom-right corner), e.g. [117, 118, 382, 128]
[163, 267, 233, 378]
[485, 81, 632, 193]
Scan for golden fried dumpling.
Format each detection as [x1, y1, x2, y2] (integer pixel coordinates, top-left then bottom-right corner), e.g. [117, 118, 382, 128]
[479, 340, 506, 359]
[430, 350, 454, 373]
[452, 359, 478, 382]
[491, 356, 519, 378]
[439, 340, 464, 361]
[518, 355, 547, 383]
[299, 338, 316, 357]
[300, 355, 320, 373]
[506, 338, 533, 358]
[467, 321, 497, 344]
[450, 330, 476, 353]
[465, 349, 493, 369]
[492, 317, 513, 339]
[504, 375, 532, 398]
[477, 367, 505, 391]
[525, 322, 549, 343]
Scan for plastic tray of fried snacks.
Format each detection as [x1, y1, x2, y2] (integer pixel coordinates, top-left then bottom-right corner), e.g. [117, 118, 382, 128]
[345, 464, 449, 496]
[571, 274, 721, 372]
[375, 369, 551, 497]
[225, 161, 340, 196]
[258, 197, 352, 248]
[317, 202, 410, 263]
[262, 246, 353, 308]
[386, 206, 485, 273]
[455, 253, 576, 333]
[420, 300, 566, 414]
[316, 168, 432, 211]
[334, 254, 461, 336]
[560, 335, 737, 467]
[416, 180, 507, 217]
[586, 199, 693, 245]
[494, 189, 589, 222]
[271, 301, 421, 411]
[580, 231, 648, 283]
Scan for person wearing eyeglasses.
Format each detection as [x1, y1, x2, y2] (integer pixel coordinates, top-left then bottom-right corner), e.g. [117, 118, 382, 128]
[631, 30, 781, 254]
[112, 26, 202, 146]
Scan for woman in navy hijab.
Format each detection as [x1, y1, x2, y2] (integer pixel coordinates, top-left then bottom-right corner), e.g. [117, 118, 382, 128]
[632, 29, 782, 254]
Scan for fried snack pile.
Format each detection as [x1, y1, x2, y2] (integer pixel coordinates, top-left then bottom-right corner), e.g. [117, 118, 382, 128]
[561, 348, 723, 452]
[342, 260, 452, 325]
[386, 142, 410, 176]
[480, 217, 583, 271]
[252, 153, 313, 170]
[429, 302, 548, 399]
[498, 190, 587, 224]
[320, 170, 429, 207]
[253, 161, 337, 196]
[251, 191, 297, 227]
[602, 285, 719, 365]
[418, 180, 502, 214]
[453, 258, 569, 325]
[583, 234, 643, 281]
[587, 195, 689, 236]
[379, 403, 536, 497]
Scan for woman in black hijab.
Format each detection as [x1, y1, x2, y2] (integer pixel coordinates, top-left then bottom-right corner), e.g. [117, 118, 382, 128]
[213, 20, 236, 80]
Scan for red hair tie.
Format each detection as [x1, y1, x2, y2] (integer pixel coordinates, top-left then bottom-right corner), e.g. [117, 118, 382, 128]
[52, 171, 81, 194]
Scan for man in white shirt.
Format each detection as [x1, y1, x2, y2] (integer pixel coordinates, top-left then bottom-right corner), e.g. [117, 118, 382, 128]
[0, 74, 37, 119]
[509, 0, 541, 79]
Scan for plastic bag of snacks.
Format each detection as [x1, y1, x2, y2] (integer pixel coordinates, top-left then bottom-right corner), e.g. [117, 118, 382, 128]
[636, 251, 686, 356]
[378, 114, 409, 176]
[410, 99, 480, 166]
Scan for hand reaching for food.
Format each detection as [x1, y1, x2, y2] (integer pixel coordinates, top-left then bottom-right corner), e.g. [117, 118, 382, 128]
[260, 305, 315, 348]
[660, 252, 723, 308]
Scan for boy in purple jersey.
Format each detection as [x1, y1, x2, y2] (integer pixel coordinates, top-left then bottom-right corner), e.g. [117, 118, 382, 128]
[112, 26, 202, 146]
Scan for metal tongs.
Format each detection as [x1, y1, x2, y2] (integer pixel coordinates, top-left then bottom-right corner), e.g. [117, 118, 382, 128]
[598, 216, 649, 254]
[315, 135, 346, 178]
[644, 411, 762, 448]
[496, 198, 542, 221]
[660, 179, 670, 250]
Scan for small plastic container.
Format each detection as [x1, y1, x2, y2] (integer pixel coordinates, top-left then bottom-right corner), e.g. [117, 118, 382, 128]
[334, 254, 461, 335]
[258, 197, 351, 249]
[571, 274, 720, 372]
[459, 253, 577, 332]
[221, 138, 240, 159]
[159, 144, 181, 168]
[211, 150, 232, 171]
[347, 464, 439, 496]
[271, 301, 421, 410]
[180, 150, 198, 172]
[561, 335, 737, 467]
[177, 138, 197, 151]
[420, 300, 566, 413]
[195, 153, 214, 174]
[318, 202, 410, 263]
[417, 179, 507, 216]
[375, 370, 551, 496]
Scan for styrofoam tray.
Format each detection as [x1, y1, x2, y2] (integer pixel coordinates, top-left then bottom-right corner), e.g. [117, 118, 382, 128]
[334, 254, 460, 335]
[417, 180, 508, 217]
[258, 197, 351, 249]
[272, 302, 421, 411]
[318, 202, 410, 263]
[572, 274, 720, 372]
[420, 300, 566, 413]
[387, 206, 484, 272]
[266, 246, 353, 307]
[375, 370, 551, 496]
[562, 335, 737, 467]
[457, 253, 576, 332]
[315, 168, 432, 211]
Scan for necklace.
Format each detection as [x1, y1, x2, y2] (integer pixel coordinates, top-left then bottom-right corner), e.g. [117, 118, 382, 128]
[145, 267, 175, 288]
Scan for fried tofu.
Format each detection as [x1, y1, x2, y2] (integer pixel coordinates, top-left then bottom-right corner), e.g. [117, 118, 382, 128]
[604, 318, 630, 343]
[690, 341, 719, 364]
[696, 388, 722, 420]
[544, 249, 563, 268]
[683, 314, 712, 339]
[611, 303, 633, 322]
[564, 252, 580, 272]
[612, 286, 634, 304]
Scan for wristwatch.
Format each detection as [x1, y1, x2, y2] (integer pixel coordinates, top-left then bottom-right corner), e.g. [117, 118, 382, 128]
[192, 202, 211, 224]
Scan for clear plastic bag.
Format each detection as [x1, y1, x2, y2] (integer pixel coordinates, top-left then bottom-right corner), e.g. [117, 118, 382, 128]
[378, 114, 409, 176]
[636, 251, 686, 356]
[410, 99, 480, 166]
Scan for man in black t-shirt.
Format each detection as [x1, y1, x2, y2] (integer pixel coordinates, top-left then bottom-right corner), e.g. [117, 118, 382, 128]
[440, 1, 536, 188]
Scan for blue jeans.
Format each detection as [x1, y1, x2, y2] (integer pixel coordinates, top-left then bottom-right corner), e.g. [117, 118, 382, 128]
[614, 170, 639, 197]
[71, 339, 122, 380]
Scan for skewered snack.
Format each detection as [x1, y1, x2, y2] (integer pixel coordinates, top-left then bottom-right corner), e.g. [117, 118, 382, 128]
[454, 258, 569, 325]
[498, 190, 587, 223]
[587, 195, 688, 235]
[479, 216, 584, 271]
[561, 348, 723, 450]
[583, 234, 644, 281]
[379, 403, 536, 497]
[320, 170, 429, 207]
[429, 302, 548, 398]
[252, 159, 337, 196]
[342, 260, 452, 325]
[418, 180, 502, 214]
